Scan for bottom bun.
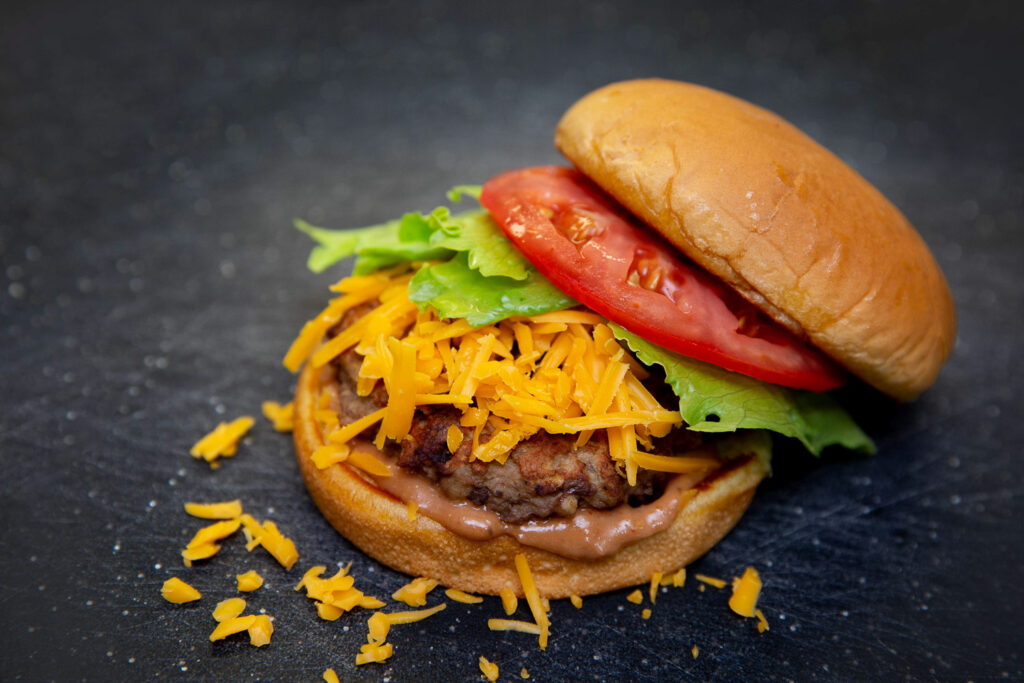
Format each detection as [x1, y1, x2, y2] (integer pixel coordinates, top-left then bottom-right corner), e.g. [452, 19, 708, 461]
[293, 362, 771, 597]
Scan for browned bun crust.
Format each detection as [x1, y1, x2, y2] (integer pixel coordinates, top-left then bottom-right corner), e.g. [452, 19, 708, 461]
[293, 362, 770, 598]
[555, 79, 956, 401]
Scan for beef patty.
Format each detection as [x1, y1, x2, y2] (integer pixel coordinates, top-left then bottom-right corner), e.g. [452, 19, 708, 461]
[328, 306, 704, 524]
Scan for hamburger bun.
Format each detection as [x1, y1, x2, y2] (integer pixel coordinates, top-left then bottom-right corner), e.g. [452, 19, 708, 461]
[555, 79, 956, 400]
[294, 362, 771, 598]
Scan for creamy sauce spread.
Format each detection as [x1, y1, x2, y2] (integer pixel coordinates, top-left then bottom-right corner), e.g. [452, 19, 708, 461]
[349, 442, 712, 561]
[322, 369, 717, 561]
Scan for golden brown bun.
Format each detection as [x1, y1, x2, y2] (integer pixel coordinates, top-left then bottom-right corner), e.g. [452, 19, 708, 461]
[556, 79, 956, 400]
[293, 362, 770, 598]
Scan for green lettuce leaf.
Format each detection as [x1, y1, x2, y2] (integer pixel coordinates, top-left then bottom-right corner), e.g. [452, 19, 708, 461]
[610, 324, 875, 456]
[294, 215, 450, 274]
[294, 205, 529, 280]
[427, 209, 531, 280]
[408, 253, 575, 326]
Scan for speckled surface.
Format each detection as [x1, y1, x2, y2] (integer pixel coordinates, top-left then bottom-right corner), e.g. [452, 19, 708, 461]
[2, 1, 1022, 681]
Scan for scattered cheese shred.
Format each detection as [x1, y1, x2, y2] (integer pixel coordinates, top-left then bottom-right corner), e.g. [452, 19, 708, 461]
[213, 598, 247, 622]
[295, 565, 382, 621]
[248, 615, 274, 647]
[358, 603, 446, 667]
[488, 619, 542, 635]
[520, 667, 530, 679]
[184, 499, 243, 519]
[261, 400, 295, 432]
[569, 594, 582, 609]
[392, 577, 439, 607]
[286, 270, 692, 474]
[376, 603, 447, 627]
[626, 589, 643, 605]
[209, 615, 256, 642]
[692, 645, 699, 659]
[190, 416, 254, 467]
[650, 572, 663, 604]
[239, 514, 298, 569]
[500, 587, 518, 616]
[161, 577, 201, 603]
[672, 568, 687, 587]
[406, 500, 418, 521]
[479, 656, 499, 682]
[181, 518, 241, 563]
[755, 608, 770, 633]
[323, 668, 340, 683]
[514, 553, 549, 650]
[642, 608, 652, 620]
[445, 588, 483, 604]
[728, 566, 762, 618]
[355, 642, 393, 665]
[695, 574, 727, 589]
[236, 570, 264, 592]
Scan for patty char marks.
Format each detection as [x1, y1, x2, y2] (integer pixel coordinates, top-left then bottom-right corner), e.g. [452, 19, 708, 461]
[328, 305, 704, 524]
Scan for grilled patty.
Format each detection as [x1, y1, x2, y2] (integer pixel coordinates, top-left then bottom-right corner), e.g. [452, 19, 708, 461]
[329, 307, 703, 524]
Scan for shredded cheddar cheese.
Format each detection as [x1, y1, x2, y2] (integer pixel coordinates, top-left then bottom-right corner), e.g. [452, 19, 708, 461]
[513, 553, 549, 650]
[182, 518, 241, 563]
[500, 587, 518, 615]
[209, 615, 256, 642]
[569, 594, 582, 609]
[755, 608, 770, 633]
[161, 577, 201, 603]
[406, 500, 418, 521]
[323, 668, 340, 683]
[650, 572, 662, 604]
[692, 645, 699, 659]
[521, 668, 530, 679]
[284, 270, 693, 478]
[487, 619, 542, 635]
[445, 588, 483, 604]
[239, 514, 298, 569]
[184, 499, 243, 519]
[392, 577, 439, 607]
[236, 570, 264, 592]
[295, 565, 382, 621]
[728, 566, 762, 617]
[695, 574, 727, 589]
[190, 416, 254, 467]
[213, 597, 247, 621]
[626, 589, 643, 605]
[356, 642, 393, 665]
[479, 656, 499, 682]
[262, 400, 295, 432]
[642, 608, 652, 620]
[359, 604, 446, 666]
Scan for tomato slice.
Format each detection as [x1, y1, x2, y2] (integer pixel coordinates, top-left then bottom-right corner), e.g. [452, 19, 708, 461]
[480, 166, 845, 392]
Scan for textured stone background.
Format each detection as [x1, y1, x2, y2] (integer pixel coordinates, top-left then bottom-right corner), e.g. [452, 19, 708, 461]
[2, 1, 1022, 680]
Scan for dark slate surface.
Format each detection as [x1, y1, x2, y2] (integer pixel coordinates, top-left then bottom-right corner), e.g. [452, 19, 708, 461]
[2, 1, 1022, 681]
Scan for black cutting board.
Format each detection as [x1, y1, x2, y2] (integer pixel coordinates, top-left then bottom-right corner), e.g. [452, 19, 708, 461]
[2, 1, 1022, 680]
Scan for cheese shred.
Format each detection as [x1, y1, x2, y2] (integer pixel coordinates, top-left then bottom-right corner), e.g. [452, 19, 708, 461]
[190, 416, 254, 467]
[284, 270, 695, 475]
[513, 553, 550, 650]
[728, 566, 762, 617]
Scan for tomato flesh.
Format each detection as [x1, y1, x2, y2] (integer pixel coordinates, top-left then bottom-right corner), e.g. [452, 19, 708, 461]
[480, 166, 845, 392]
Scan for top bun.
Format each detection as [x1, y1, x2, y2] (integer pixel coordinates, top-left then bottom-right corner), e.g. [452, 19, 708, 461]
[555, 79, 955, 400]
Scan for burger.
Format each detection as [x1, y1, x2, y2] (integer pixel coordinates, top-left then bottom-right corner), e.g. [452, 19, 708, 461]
[285, 80, 955, 598]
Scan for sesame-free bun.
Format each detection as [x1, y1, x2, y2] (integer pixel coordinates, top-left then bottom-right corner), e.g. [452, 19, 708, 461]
[293, 363, 770, 598]
[556, 79, 956, 400]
